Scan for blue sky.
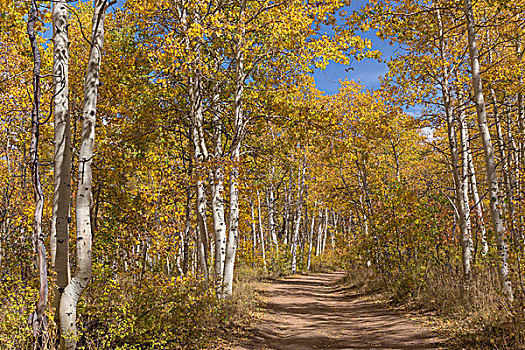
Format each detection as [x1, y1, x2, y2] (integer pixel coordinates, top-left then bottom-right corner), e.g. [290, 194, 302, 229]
[312, 0, 397, 95]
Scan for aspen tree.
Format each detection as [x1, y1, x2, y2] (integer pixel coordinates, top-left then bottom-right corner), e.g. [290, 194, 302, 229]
[223, 0, 246, 297]
[184, 9, 210, 280]
[291, 157, 305, 274]
[458, 109, 473, 265]
[487, 40, 517, 245]
[267, 184, 278, 248]
[306, 203, 316, 271]
[257, 189, 267, 269]
[316, 209, 323, 256]
[466, 134, 489, 256]
[50, 0, 71, 336]
[211, 106, 227, 292]
[250, 199, 257, 258]
[27, 0, 49, 347]
[59, 1, 114, 347]
[437, 6, 471, 277]
[464, 0, 512, 298]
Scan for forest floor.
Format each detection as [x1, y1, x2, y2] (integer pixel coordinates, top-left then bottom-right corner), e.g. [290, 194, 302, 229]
[232, 271, 446, 350]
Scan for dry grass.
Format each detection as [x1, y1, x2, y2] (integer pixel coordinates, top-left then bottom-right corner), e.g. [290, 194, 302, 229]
[343, 264, 525, 349]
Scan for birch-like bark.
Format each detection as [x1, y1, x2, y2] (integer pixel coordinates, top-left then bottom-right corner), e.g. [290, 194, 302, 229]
[211, 95, 227, 293]
[322, 208, 328, 254]
[256, 189, 267, 269]
[267, 184, 278, 248]
[465, 126, 488, 255]
[59, 2, 112, 347]
[459, 110, 473, 260]
[517, 42, 525, 187]
[464, 0, 512, 298]
[250, 199, 257, 260]
[283, 181, 291, 246]
[306, 205, 315, 271]
[291, 162, 305, 274]
[491, 88, 516, 243]
[331, 211, 337, 250]
[193, 95, 209, 279]
[184, 7, 209, 280]
[437, 8, 471, 278]
[316, 209, 323, 256]
[223, 4, 246, 297]
[212, 163, 226, 290]
[51, 0, 71, 336]
[27, 1, 49, 346]
[222, 141, 240, 297]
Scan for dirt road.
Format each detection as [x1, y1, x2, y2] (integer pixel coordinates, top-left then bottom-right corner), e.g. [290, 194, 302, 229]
[236, 272, 444, 350]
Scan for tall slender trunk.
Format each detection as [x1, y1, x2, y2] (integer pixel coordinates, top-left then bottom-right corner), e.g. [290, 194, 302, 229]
[491, 88, 516, 244]
[223, 146, 240, 298]
[283, 182, 291, 246]
[459, 109, 473, 261]
[307, 204, 316, 271]
[331, 211, 337, 250]
[195, 176, 209, 280]
[291, 161, 305, 274]
[212, 163, 226, 290]
[437, 8, 471, 278]
[466, 125, 488, 255]
[267, 167, 278, 249]
[256, 189, 267, 269]
[211, 95, 227, 293]
[190, 73, 209, 281]
[51, 1, 71, 340]
[223, 4, 246, 297]
[316, 209, 323, 256]
[517, 42, 525, 190]
[59, 2, 112, 347]
[322, 208, 328, 254]
[250, 199, 257, 260]
[27, 1, 49, 347]
[464, 0, 512, 298]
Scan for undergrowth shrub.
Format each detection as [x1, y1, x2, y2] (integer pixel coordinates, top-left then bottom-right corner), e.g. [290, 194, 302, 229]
[0, 277, 35, 349]
[78, 268, 228, 350]
[309, 250, 339, 272]
[264, 246, 292, 276]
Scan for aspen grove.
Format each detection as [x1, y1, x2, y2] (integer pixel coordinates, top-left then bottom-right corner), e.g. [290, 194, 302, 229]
[3, 0, 525, 348]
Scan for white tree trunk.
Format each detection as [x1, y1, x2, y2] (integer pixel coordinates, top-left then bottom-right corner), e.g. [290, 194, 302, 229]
[465, 125, 488, 255]
[316, 209, 323, 256]
[491, 87, 516, 244]
[307, 204, 316, 271]
[459, 111, 473, 261]
[27, 1, 49, 346]
[59, 1, 111, 347]
[194, 160, 209, 280]
[321, 208, 328, 254]
[211, 102, 227, 293]
[212, 165, 226, 291]
[291, 163, 305, 274]
[437, 8, 471, 278]
[517, 41, 525, 191]
[464, 0, 512, 299]
[257, 189, 267, 269]
[250, 199, 257, 259]
[51, 1, 71, 336]
[267, 184, 278, 248]
[223, 6, 246, 297]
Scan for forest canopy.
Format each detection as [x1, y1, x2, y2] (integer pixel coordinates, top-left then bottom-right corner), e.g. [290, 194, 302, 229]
[2, 0, 525, 349]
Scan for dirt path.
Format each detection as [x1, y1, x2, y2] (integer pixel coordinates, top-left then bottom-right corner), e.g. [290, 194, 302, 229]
[236, 272, 445, 350]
